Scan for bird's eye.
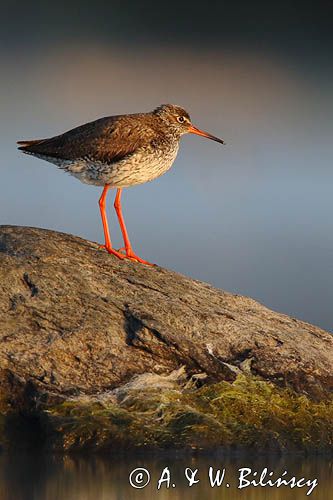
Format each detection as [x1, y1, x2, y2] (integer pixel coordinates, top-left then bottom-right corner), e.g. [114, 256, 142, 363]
[177, 116, 186, 123]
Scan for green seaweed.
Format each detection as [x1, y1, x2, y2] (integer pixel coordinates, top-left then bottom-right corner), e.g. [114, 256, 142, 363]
[39, 375, 333, 453]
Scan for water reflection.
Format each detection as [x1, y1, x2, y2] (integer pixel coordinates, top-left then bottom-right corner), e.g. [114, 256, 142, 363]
[0, 453, 331, 500]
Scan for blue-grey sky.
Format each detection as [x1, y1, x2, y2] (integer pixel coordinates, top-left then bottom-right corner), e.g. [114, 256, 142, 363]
[1, 3, 332, 332]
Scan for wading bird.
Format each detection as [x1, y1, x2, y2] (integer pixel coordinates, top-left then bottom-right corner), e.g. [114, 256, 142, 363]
[18, 104, 224, 265]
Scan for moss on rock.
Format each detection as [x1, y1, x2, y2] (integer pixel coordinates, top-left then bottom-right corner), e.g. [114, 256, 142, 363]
[37, 374, 333, 453]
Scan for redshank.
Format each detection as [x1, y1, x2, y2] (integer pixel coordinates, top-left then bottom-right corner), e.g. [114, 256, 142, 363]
[18, 104, 224, 265]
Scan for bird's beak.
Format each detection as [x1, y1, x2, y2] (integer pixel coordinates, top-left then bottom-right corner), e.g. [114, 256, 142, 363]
[188, 125, 225, 145]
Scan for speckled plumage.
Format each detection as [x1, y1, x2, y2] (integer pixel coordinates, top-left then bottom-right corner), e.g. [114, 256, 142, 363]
[18, 105, 189, 187]
[18, 104, 224, 265]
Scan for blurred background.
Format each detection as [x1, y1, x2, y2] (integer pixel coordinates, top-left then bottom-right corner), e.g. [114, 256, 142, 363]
[1, 1, 332, 331]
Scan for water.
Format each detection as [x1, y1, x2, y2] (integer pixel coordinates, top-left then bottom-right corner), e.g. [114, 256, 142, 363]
[0, 453, 330, 500]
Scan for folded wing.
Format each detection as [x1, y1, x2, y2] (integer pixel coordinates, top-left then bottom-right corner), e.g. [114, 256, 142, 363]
[17, 115, 151, 165]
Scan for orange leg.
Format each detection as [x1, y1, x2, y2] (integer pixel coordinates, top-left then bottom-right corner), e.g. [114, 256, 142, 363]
[114, 188, 154, 265]
[98, 185, 126, 260]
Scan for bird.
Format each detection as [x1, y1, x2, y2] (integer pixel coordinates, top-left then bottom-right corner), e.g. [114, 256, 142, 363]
[17, 104, 224, 265]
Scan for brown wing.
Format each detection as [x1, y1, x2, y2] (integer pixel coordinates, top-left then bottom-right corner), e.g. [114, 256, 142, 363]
[17, 114, 153, 164]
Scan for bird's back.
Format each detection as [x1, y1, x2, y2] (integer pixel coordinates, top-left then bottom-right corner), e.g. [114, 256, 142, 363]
[18, 114, 155, 163]
[17, 113, 180, 187]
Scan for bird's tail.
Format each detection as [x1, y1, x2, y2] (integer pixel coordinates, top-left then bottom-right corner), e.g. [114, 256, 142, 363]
[17, 139, 44, 151]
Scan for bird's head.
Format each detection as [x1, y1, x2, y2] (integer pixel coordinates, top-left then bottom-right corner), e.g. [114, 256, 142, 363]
[153, 104, 224, 144]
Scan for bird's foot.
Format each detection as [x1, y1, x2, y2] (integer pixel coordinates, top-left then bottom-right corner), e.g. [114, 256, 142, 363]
[127, 252, 155, 266]
[100, 244, 154, 265]
[117, 247, 155, 266]
[99, 244, 126, 260]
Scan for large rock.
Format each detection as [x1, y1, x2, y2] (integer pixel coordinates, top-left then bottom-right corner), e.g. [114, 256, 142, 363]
[0, 225, 332, 452]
